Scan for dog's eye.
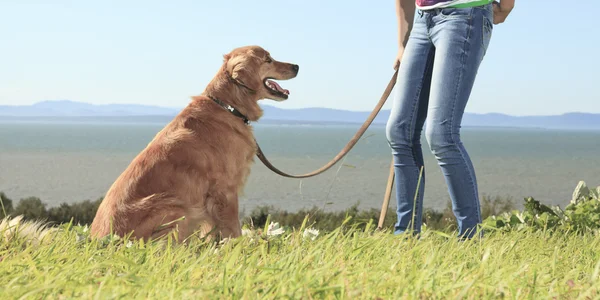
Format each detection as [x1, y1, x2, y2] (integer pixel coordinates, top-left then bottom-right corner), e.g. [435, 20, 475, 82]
[265, 57, 272, 63]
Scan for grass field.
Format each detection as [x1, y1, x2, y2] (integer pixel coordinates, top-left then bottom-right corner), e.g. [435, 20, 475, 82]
[1, 218, 600, 299]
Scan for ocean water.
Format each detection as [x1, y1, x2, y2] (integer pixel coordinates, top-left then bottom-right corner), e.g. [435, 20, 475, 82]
[1, 121, 599, 215]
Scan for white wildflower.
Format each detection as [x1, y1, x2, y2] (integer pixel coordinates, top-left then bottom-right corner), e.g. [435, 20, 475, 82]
[126, 241, 133, 248]
[267, 222, 284, 236]
[219, 237, 233, 245]
[303, 228, 319, 240]
[75, 233, 85, 243]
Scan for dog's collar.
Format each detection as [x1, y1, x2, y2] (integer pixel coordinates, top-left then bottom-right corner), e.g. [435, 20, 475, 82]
[207, 95, 250, 125]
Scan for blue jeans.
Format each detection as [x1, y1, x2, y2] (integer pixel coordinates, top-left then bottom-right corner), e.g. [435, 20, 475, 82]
[385, 4, 493, 238]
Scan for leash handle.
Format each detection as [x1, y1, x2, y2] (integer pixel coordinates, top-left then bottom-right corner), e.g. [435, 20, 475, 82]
[255, 69, 399, 179]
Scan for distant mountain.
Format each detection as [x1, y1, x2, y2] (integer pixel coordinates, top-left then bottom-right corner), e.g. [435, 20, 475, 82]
[461, 112, 600, 130]
[0, 100, 180, 117]
[1, 100, 600, 130]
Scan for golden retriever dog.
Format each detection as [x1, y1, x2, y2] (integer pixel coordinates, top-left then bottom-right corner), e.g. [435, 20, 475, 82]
[90, 45, 298, 242]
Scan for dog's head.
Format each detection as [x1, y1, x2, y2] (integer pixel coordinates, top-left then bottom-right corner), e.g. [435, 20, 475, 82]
[223, 46, 298, 101]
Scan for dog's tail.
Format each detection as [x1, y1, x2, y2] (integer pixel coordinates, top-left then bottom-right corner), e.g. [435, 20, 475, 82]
[0, 215, 57, 245]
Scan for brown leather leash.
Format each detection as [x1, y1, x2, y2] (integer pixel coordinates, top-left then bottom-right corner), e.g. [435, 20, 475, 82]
[254, 69, 398, 179]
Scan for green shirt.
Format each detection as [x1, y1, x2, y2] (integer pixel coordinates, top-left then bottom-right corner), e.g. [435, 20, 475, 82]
[416, 0, 493, 9]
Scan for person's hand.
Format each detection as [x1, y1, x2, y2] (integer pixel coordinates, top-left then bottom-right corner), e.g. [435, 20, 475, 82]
[393, 47, 405, 70]
[492, 0, 514, 25]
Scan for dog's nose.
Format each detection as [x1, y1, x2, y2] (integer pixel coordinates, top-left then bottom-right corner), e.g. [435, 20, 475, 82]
[292, 64, 299, 72]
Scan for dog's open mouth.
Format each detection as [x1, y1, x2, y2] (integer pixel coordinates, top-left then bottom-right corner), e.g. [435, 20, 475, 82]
[264, 78, 290, 98]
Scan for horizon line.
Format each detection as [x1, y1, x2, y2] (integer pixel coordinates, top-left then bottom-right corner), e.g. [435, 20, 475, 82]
[0, 99, 598, 118]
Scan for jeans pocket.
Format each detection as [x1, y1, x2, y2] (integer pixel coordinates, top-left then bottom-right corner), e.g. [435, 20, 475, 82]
[481, 15, 493, 55]
[439, 7, 472, 20]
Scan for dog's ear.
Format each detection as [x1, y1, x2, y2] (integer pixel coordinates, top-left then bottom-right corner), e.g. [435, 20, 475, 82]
[231, 63, 256, 88]
[224, 55, 259, 90]
[225, 55, 243, 75]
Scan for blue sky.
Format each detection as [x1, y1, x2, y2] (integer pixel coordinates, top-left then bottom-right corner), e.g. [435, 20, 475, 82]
[1, 1, 597, 116]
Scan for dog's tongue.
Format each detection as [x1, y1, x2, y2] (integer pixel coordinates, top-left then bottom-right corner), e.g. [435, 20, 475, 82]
[267, 79, 290, 95]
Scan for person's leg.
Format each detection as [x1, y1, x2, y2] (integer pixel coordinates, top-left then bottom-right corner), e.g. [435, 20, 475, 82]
[386, 10, 435, 235]
[424, 4, 494, 238]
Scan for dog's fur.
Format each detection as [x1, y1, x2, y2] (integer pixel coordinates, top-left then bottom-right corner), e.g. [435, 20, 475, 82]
[90, 45, 298, 242]
[1, 215, 56, 245]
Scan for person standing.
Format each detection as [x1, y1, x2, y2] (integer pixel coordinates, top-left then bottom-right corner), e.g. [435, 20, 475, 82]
[386, 0, 515, 238]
